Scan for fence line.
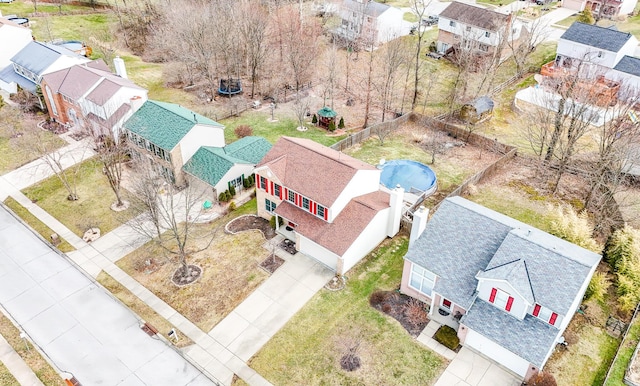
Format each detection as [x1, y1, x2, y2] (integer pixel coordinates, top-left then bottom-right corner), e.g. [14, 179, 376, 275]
[329, 113, 412, 151]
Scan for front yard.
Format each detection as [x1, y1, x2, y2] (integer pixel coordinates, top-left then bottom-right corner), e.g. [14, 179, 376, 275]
[21, 158, 142, 237]
[245, 237, 446, 385]
[116, 199, 272, 332]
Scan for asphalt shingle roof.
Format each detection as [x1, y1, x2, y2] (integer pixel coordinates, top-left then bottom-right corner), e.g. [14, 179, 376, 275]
[614, 55, 640, 77]
[342, 0, 390, 17]
[462, 299, 559, 367]
[440, 1, 509, 32]
[11, 41, 80, 76]
[183, 137, 272, 187]
[0, 64, 36, 92]
[124, 100, 222, 151]
[561, 22, 633, 52]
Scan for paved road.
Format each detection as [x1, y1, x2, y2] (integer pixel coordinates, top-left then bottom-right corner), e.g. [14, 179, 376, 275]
[0, 206, 215, 386]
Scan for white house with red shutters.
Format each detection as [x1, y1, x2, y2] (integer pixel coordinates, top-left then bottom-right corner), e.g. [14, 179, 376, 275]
[401, 197, 600, 381]
[254, 136, 405, 274]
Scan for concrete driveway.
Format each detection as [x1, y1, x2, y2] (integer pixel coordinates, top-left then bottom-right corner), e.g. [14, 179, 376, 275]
[435, 347, 522, 386]
[0, 207, 214, 385]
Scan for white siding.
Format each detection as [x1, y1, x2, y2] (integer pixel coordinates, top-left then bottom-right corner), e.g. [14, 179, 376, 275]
[213, 163, 255, 194]
[375, 8, 404, 45]
[341, 208, 390, 273]
[463, 328, 531, 377]
[556, 39, 637, 70]
[0, 25, 32, 70]
[179, 123, 225, 164]
[476, 279, 529, 320]
[298, 235, 339, 271]
[42, 55, 90, 79]
[329, 169, 381, 220]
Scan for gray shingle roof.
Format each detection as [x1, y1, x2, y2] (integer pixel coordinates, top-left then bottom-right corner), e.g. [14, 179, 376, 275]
[561, 22, 633, 53]
[614, 55, 640, 77]
[342, 0, 390, 17]
[462, 299, 559, 367]
[0, 64, 36, 92]
[11, 41, 80, 76]
[404, 197, 600, 312]
[472, 96, 494, 114]
[440, 1, 509, 32]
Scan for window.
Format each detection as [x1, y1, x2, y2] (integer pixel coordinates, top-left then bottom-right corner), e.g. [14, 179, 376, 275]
[317, 205, 325, 219]
[259, 176, 267, 190]
[454, 34, 460, 40]
[489, 288, 514, 312]
[449, 20, 456, 27]
[479, 44, 489, 52]
[466, 26, 471, 32]
[485, 31, 491, 38]
[442, 298, 452, 309]
[409, 264, 436, 296]
[288, 190, 295, 203]
[532, 304, 558, 325]
[265, 199, 276, 213]
[274, 184, 281, 198]
[302, 197, 310, 210]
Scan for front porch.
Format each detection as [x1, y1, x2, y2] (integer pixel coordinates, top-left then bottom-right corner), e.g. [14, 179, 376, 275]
[429, 306, 463, 330]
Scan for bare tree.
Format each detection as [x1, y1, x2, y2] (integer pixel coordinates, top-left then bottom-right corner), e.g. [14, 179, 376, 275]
[507, 17, 548, 77]
[377, 36, 409, 121]
[239, 0, 269, 98]
[319, 43, 341, 109]
[410, 0, 432, 109]
[279, 6, 321, 92]
[127, 161, 216, 281]
[292, 95, 310, 130]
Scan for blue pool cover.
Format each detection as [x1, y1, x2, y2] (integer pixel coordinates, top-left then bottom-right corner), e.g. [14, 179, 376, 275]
[379, 159, 437, 192]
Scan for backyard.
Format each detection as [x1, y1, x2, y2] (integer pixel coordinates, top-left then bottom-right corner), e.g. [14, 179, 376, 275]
[244, 237, 447, 385]
[116, 199, 273, 332]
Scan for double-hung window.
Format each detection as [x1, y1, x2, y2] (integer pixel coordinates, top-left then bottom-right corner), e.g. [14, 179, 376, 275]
[288, 190, 295, 203]
[302, 197, 310, 211]
[274, 184, 281, 198]
[265, 199, 276, 213]
[409, 264, 436, 296]
[317, 205, 325, 219]
[489, 288, 514, 312]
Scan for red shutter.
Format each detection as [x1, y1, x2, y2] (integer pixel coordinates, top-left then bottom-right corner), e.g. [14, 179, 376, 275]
[313, 202, 317, 215]
[505, 296, 514, 311]
[279, 185, 283, 200]
[256, 174, 261, 189]
[284, 188, 288, 200]
[549, 312, 558, 325]
[533, 304, 541, 317]
[295, 193, 300, 206]
[489, 288, 497, 303]
[324, 208, 328, 221]
[270, 181, 274, 196]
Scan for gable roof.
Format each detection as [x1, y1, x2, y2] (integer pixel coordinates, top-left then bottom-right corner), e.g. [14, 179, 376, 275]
[183, 137, 272, 187]
[341, 0, 391, 17]
[404, 196, 600, 311]
[257, 136, 378, 207]
[124, 100, 222, 151]
[274, 190, 390, 256]
[561, 22, 633, 52]
[440, 2, 509, 32]
[11, 41, 81, 76]
[614, 55, 640, 77]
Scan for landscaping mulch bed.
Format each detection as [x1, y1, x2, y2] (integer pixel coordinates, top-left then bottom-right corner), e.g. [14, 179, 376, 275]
[259, 255, 285, 274]
[370, 290, 429, 337]
[171, 264, 202, 286]
[226, 215, 276, 239]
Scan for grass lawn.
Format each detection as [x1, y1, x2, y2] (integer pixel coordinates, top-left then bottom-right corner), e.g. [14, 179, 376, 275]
[477, 0, 516, 6]
[221, 111, 347, 146]
[604, 313, 640, 386]
[246, 236, 446, 385]
[0, 361, 19, 386]
[96, 271, 194, 348]
[555, 14, 578, 27]
[22, 158, 142, 237]
[3, 197, 74, 253]
[404, 12, 418, 23]
[0, 0, 88, 16]
[30, 13, 114, 42]
[117, 199, 272, 332]
[0, 313, 65, 386]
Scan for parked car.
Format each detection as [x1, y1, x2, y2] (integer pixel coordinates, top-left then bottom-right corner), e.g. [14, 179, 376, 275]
[421, 15, 439, 26]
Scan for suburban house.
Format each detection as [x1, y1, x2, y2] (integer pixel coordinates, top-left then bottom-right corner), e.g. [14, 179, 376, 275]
[124, 100, 225, 186]
[400, 197, 600, 380]
[254, 136, 404, 274]
[41, 59, 147, 134]
[0, 41, 90, 95]
[436, 1, 522, 59]
[0, 18, 32, 94]
[541, 22, 640, 105]
[183, 136, 272, 200]
[562, 0, 637, 18]
[334, 0, 405, 47]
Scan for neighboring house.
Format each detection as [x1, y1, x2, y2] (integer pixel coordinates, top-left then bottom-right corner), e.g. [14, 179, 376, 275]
[254, 136, 404, 274]
[436, 2, 521, 59]
[183, 136, 272, 200]
[0, 18, 32, 93]
[41, 60, 147, 134]
[0, 41, 90, 95]
[563, 0, 637, 18]
[401, 197, 600, 381]
[124, 100, 225, 186]
[334, 0, 405, 47]
[541, 22, 640, 103]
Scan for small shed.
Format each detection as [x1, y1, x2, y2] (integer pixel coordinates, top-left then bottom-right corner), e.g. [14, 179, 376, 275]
[460, 96, 494, 123]
[317, 106, 337, 129]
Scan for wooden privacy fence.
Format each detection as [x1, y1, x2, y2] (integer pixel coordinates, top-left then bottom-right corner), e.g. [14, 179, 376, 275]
[330, 113, 412, 151]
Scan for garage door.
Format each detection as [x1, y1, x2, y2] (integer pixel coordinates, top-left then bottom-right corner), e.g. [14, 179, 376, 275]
[464, 329, 531, 377]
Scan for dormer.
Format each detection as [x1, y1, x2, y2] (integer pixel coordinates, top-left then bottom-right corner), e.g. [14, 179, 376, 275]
[475, 259, 534, 320]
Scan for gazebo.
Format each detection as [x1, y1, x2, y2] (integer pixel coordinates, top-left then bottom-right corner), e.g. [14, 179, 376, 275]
[317, 106, 337, 129]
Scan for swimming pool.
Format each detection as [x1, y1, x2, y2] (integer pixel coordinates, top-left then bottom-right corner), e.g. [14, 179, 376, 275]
[379, 159, 437, 193]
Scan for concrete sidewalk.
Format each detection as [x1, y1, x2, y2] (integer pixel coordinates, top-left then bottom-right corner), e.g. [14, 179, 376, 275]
[0, 334, 44, 386]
